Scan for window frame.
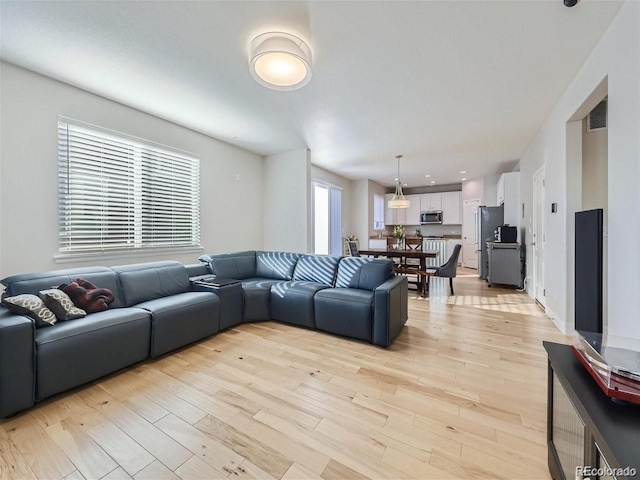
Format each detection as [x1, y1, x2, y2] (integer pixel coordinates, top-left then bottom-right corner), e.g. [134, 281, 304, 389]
[55, 116, 202, 262]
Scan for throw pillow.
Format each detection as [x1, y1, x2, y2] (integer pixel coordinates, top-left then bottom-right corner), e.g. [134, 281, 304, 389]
[39, 289, 86, 321]
[2, 294, 57, 327]
[58, 278, 115, 314]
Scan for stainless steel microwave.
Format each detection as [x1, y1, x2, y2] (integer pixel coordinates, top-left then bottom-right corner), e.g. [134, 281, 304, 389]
[420, 211, 443, 224]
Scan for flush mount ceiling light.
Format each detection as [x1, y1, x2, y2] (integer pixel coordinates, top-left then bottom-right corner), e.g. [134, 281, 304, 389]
[249, 32, 312, 90]
[388, 155, 410, 209]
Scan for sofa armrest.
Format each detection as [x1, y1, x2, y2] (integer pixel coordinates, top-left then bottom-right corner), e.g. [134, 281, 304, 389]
[372, 276, 408, 347]
[0, 308, 35, 417]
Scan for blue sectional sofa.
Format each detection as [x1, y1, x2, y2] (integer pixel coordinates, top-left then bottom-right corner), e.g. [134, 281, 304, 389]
[0, 251, 407, 418]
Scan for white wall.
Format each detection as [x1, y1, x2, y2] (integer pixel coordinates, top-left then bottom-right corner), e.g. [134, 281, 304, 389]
[0, 62, 264, 277]
[582, 121, 608, 212]
[350, 179, 369, 246]
[310, 165, 352, 242]
[518, 1, 640, 339]
[263, 148, 311, 253]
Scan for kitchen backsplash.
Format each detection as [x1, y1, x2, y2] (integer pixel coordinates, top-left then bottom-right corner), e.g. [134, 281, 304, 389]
[375, 224, 461, 237]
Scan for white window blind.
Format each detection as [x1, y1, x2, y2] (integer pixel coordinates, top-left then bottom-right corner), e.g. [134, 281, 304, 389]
[58, 119, 200, 255]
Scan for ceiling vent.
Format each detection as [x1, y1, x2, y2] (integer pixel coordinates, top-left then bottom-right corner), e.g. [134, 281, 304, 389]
[587, 98, 607, 132]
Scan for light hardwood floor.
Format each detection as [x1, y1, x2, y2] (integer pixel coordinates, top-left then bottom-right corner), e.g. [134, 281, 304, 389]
[0, 269, 570, 480]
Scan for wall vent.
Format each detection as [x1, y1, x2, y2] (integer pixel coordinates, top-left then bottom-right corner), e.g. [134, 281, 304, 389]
[587, 98, 607, 131]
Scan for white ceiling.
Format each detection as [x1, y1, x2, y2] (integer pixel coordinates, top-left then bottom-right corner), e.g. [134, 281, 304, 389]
[0, 0, 622, 187]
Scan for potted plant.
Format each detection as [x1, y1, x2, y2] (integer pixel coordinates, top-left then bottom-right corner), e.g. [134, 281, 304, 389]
[393, 225, 404, 250]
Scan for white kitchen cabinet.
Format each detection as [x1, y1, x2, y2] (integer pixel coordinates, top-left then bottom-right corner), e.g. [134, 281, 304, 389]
[404, 194, 421, 225]
[420, 193, 442, 212]
[384, 194, 406, 225]
[441, 191, 461, 225]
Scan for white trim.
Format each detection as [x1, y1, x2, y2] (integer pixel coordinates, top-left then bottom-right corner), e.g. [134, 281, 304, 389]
[546, 306, 573, 336]
[532, 165, 546, 307]
[54, 246, 203, 264]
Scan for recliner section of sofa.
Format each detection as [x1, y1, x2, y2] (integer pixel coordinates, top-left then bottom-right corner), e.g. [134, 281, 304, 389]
[270, 254, 340, 328]
[314, 257, 407, 347]
[112, 261, 221, 358]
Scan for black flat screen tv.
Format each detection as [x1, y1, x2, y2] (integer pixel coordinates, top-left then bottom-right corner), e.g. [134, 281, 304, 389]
[575, 209, 603, 334]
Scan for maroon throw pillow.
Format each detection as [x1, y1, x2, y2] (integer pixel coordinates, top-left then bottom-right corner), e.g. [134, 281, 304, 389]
[58, 278, 114, 314]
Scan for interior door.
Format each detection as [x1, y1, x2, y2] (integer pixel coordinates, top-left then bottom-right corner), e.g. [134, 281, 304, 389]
[532, 168, 545, 306]
[462, 199, 480, 268]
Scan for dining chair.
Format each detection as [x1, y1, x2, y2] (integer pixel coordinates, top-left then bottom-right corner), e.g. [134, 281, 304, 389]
[346, 240, 360, 257]
[426, 244, 462, 295]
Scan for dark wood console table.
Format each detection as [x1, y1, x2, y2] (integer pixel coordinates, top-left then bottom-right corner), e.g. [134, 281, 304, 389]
[544, 342, 640, 479]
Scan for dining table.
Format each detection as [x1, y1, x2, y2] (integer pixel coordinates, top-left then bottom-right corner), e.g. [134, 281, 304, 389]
[359, 248, 439, 295]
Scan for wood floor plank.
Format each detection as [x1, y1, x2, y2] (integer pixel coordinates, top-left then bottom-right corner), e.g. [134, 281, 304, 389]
[174, 455, 227, 480]
[78, 387, 192, 471]
[320, 459, 368, 480]
[226, 412, 330, 476]
[381, 446, 456, 479]
[281, 462, 324, 480]
[133, 460, 181, 480]
[44, 417, 118, 480]
[0, 425, 37, 480]
[85, 421, 155, 476]
[154, 413, 244, 476]
[101, 467, 134, 480]
[194, 414, 292, 478]
[3, 414, 76, 479]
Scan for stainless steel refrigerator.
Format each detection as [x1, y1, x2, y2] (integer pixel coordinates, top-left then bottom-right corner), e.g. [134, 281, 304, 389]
[477, 205, 504, 280]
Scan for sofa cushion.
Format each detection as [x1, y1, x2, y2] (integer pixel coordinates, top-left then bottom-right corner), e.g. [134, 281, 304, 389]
[200, 251, 256, 280]
[1, 267, 125, 309]
[255, 251, 300, 280]
[2, 294, 57, 327]
[335, 257, 394, 290]
[270, 281, 329, 328]
[241, 278, 283, 321]
[134, 292, 220, 357]
[34, 308, 151, 400]
[292, 255, 341, 286]
[39, 289, 86, 321]
[315, 288, 374, 341]
[112, 261, 190, 307]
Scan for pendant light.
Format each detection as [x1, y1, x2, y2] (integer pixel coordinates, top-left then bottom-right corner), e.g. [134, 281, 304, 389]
[388, 155, 410, 209]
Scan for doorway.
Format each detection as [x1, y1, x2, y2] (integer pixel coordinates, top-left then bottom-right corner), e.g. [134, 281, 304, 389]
[462, 198, 480, 269]
[532, 166, 545, 307]
[312, 183, 342, 256]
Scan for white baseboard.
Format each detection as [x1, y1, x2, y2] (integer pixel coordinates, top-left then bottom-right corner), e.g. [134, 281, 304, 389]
[546, 306, 573, 335]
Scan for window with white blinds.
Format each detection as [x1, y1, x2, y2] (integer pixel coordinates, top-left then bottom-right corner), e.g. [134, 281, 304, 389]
[58, 118, 200, 255]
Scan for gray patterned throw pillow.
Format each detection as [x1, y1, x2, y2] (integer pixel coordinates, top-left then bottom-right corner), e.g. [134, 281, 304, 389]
[39, 289, 87, 321]
[2, 294, 57, 327]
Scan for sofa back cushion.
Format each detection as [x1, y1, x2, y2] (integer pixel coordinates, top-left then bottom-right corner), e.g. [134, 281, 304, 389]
[255, 251, 300, 280]
[1, 267, 125, 309]
[335, 257, 394, 290]
[292, 255, 341, 286]
[112, 261, 190, 307]
[199, 251, 256, 280]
